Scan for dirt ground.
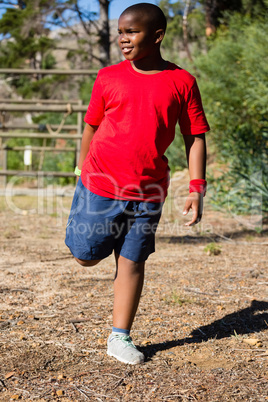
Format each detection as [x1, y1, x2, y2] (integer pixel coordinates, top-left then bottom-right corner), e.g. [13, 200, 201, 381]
[0, 178, 267, 401]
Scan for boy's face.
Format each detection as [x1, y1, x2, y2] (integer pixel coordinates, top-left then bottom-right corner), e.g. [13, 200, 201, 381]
[118, 13, 160, 62]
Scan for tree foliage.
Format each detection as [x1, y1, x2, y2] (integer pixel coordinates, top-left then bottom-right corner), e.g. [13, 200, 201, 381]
[50, 0, 112, 67]
[195, 15, 268, 215]
[0, 0, 59, 98]
[0, 0, 56, 68]
[0, 0, 112, 74]
[159, 0, 206, 62]
[158, 1, 267, 217]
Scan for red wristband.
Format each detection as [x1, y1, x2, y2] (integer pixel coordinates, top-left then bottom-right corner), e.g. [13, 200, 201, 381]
[189, 179, 207, 196]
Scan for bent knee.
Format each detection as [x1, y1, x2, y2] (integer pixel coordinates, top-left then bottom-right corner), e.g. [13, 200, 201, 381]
[75, 257, 101, 267]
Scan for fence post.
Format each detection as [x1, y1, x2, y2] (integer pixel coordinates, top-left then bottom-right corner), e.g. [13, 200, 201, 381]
[76, 100, 83, 168]
[0, 142, 7, 188]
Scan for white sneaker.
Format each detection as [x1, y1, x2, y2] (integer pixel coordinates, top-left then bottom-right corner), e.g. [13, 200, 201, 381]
[107, 333, 145, 365]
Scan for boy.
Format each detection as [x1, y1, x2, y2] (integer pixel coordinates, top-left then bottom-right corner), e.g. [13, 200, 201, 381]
[65, 3, 210, 365]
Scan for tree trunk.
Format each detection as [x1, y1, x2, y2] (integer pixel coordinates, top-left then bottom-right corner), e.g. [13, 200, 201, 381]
[98, 0, 111, 67]
[182, 0, 193, 61]
[204, 0, 243, 36]
[204, 0, 217, 37]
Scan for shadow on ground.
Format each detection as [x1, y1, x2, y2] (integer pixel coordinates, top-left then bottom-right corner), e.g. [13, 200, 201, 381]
[158, 228, 268, 244]
[140, 300, 268, 360]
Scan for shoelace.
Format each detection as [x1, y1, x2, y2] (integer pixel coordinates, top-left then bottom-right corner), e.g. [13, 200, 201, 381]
[112, 334, 136, 348]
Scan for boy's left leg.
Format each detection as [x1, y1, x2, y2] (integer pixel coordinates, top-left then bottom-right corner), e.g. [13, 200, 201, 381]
[107, 253, 145, 364]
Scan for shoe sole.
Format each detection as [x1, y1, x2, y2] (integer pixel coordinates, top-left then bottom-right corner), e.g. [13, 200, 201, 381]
[107, 350, 144, 365]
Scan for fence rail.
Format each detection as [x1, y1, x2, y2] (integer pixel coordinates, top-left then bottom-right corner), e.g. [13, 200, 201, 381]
[0, 68, 98, 75]
[0, 133, 82, 139]
[0, 99, 81, 104]
[0, 170, 75, 177]
[4, 146, 75, 152]
[0, 104, 87, 112]
[0, 123, 78, 131]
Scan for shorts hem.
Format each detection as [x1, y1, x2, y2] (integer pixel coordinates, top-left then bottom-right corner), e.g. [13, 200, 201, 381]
[118, 249, 155, 263]
[65, 243, 112, 261]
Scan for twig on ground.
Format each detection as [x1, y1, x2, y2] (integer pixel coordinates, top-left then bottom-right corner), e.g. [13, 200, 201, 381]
[101, 373, 123, 379]
[251, 351, 268, 356]
[68, 318, 92, 323]
[41, 255, 73, 262]
[0, 288, 33, 293]
[81, 348, 98, 354]
[14, 387, 30, 395]
[81, 386, 109, 400]
[196, 328, 206, 336]
[44, 340, 78, 351]
[213, 233, 234, 242]
[43, 356, 56, 369]
[164, 391, 196, 400]
[213, 232, 268, 245]
[184, 287, 219, 296]
[71, 322, 78, 332]
[75, 386, 91, 400]
[0, 379, 7, 389]
[112, 377, 125, 389]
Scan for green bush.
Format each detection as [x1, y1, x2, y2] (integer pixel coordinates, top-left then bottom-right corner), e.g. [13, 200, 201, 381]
[195, 15, 268, 215]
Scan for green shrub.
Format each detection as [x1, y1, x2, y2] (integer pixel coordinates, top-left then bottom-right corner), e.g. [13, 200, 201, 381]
[195, 15, 268, 215]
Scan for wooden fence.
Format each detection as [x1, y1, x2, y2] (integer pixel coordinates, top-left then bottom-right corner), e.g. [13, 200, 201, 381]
[0, 101, 85, 186]
[0, 68, 98, 188]
[0, 68, 98, 187]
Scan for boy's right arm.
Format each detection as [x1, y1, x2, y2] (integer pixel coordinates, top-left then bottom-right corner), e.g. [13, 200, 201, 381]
[77, 123, 98, 173]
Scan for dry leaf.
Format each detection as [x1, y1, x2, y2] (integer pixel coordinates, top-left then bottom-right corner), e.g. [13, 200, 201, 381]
[126, 384, 133, 392]
[97, 338, 106, 345]
[56, 390, 64, 396]
[243, 338, 260, 346]
[19, 334, 26, 340]
[256, 342, 263, 348]
[141, 340, 151, 345]
[5, 371, 16, 379]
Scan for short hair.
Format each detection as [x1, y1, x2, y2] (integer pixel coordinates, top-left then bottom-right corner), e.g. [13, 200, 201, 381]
[120, 3, 167, 33]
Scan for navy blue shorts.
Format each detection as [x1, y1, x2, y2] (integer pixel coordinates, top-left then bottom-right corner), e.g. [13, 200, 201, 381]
[65, 178, 163, 262]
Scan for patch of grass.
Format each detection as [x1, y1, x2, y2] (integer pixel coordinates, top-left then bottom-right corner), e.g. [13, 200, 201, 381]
[231, 330, 241, 341]
[204, 242, 222, 256]
[254, 226, 263, 234]
[164, 291, 196, 306]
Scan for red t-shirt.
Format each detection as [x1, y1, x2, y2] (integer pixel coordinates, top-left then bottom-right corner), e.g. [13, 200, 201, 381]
[82, 60, 210, 201]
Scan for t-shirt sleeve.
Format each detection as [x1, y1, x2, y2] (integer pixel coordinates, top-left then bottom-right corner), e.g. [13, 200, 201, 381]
[179, 80, 210, 135]
[84, 72, 105, 126]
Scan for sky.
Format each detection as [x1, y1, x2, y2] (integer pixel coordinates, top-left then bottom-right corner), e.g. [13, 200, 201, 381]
[0, 1, 162, 23]
[89, 0, 158, 20]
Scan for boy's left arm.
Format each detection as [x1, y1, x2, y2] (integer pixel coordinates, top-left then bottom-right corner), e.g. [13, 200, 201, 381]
[182, 133, 207, 226]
